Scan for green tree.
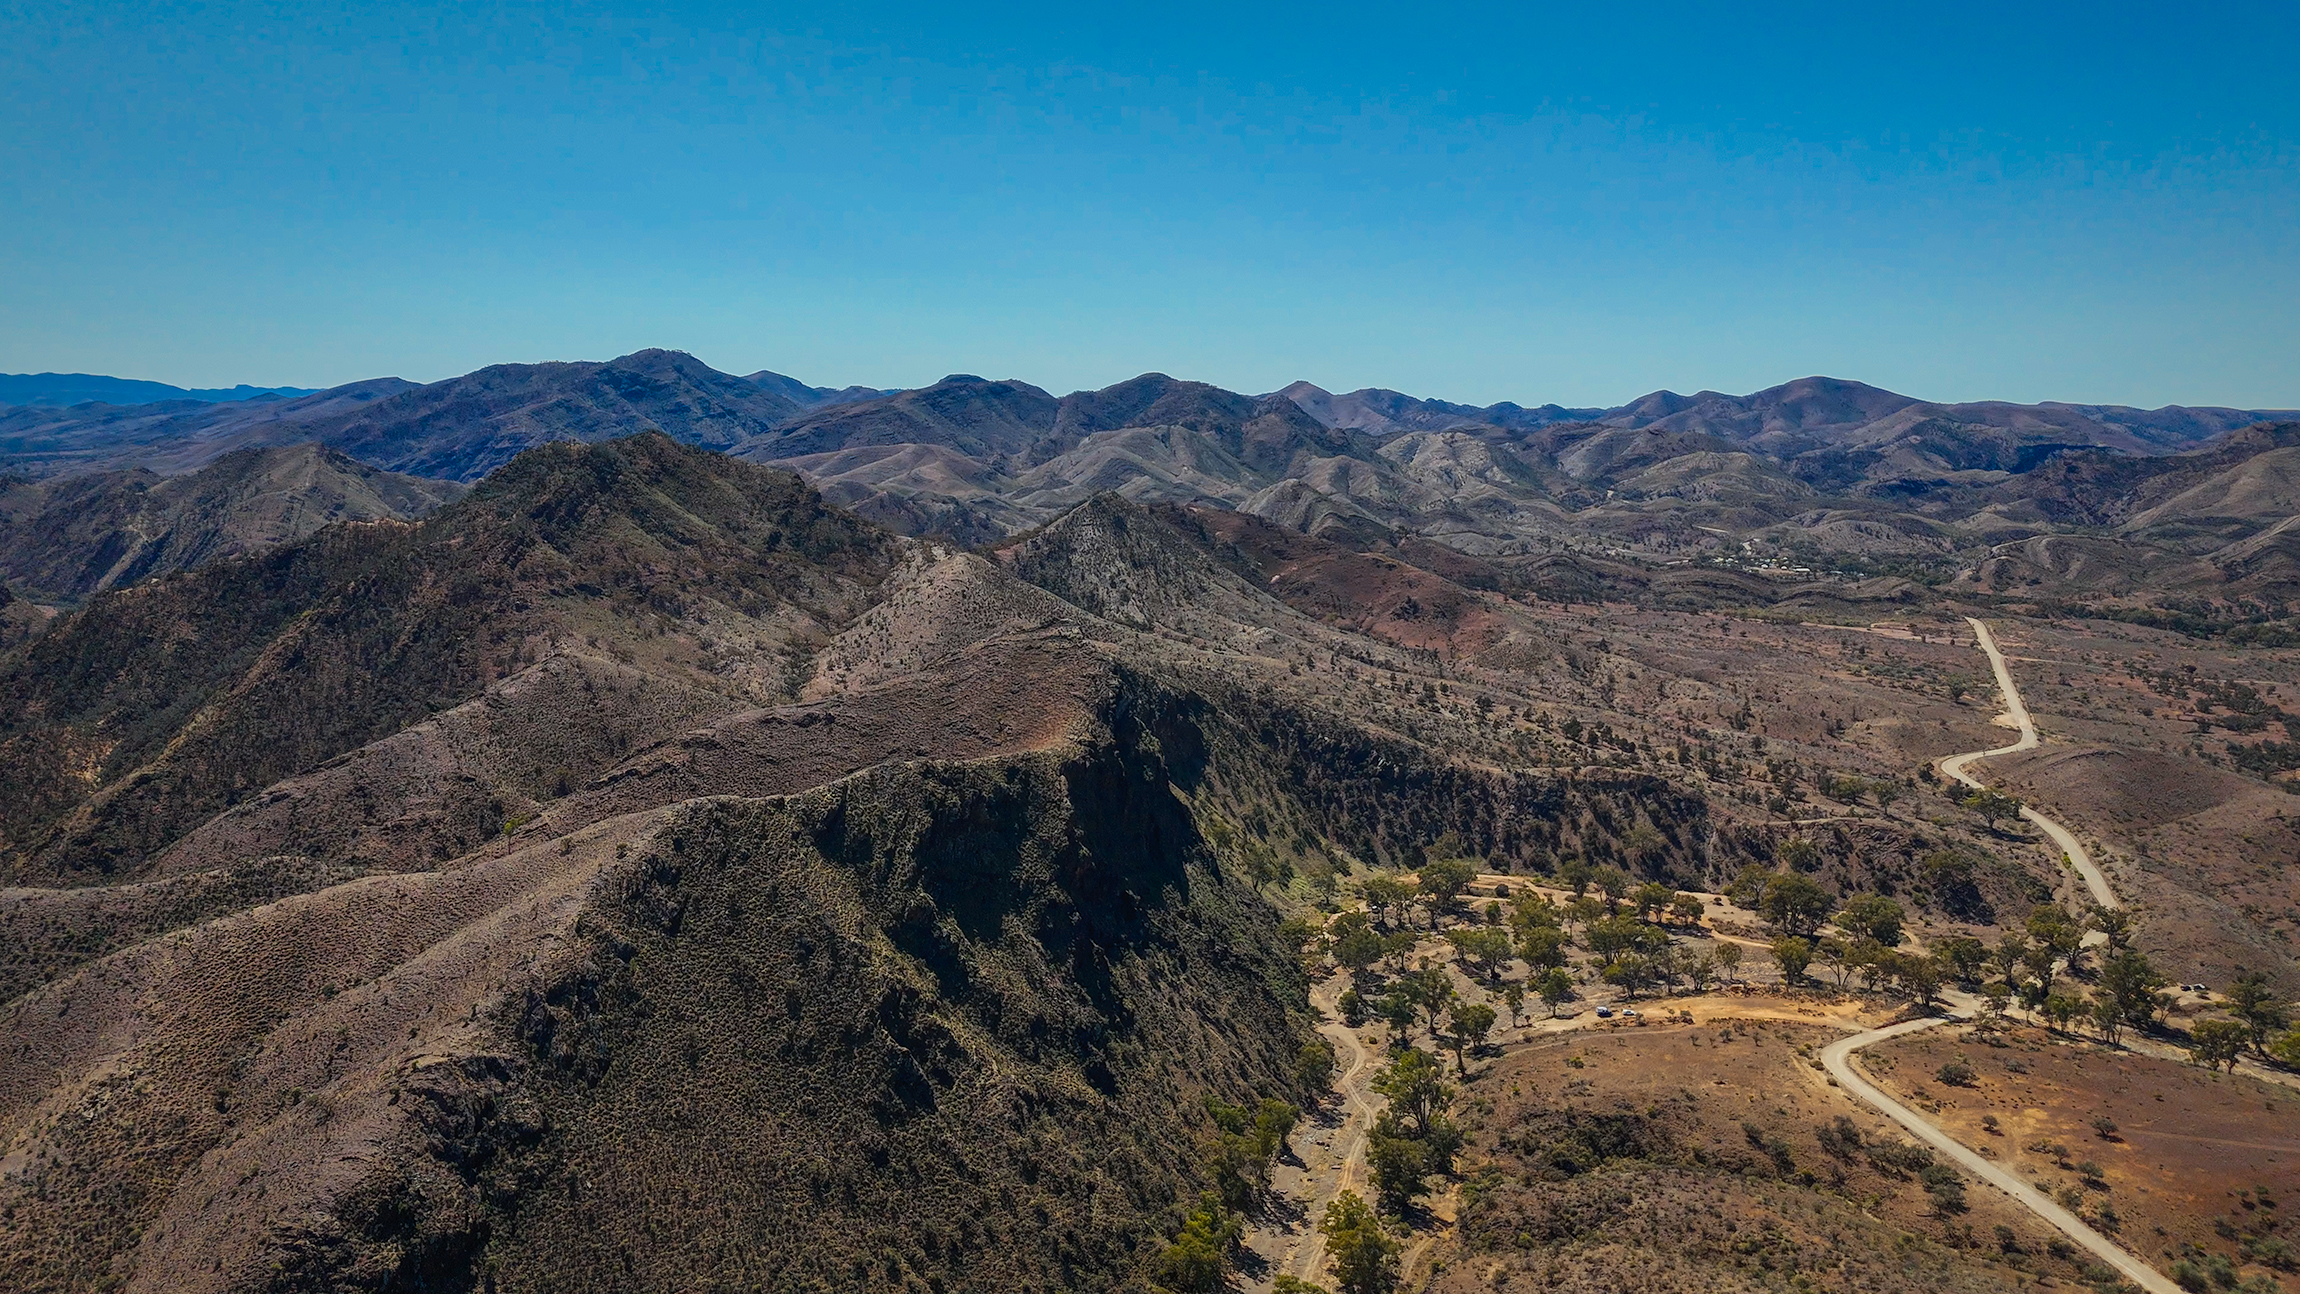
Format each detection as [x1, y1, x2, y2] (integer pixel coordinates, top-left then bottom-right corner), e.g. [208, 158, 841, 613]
[2097, 948, 2169, 1032]
[2087, 904, 2134, 951]
[1771, 936, 1814, 984]
[1374, 989, 1418, 1039]
[1631, 880, 1676, 923]
[1515, 924, 1567, 971]
[2041, 992, 2084, 1033]
[1561, 894, 1604, 934]
[1587, 914, 1664, 965]
[1724, 863, 1773, 908]
[2019, 940, 2059, 995]
[1379, 931, 1417, 975]
[1591, 865, 1631, 912]
[1253, 1098, 1301, 1162]
[1558, 856, 1595, 898]
[1778, 837, 1821, 872]
[1897, 952, 1947, 1009]
[1669, 892, 1707, 926]
[1366, 1125, 1428, 1213]
[1815, 936, 1853, 989]
[1934, 935, 1989, 984]
[1446, 1002, 1497, 1073]
[1502, 983, 1526, 1027]
[1320, 1191, 1400, 1294]
[1371, 1047, 1454, 1136]
[1416, 857, 1477, 926]
[1158, 1193, 1242, 1293]
[1685, 950, 1719, 992]
[1846, 938, 1890, 992]
[1991, 930, 2031, 984]
[1714, 941, 1744, 983]
[1508, 890, 1561, 934]
[1538, 966, 1576, 1016]
[1602, 953, 1657, 998]
[2189, 1018, 2250, 1073]
[1980, 979, 2014, 1021]
[1961, 787, 2023, 828]
[2027, 905, 2083, 960]
[1833, 894, 1906, 947]
[1331, 912, 1383, 978]
[1406, 967, 1456, 1038]
[1446, 926, 1514, 980]
[1298, 1038, 1337, 1093]
[2227, 969, 2289, 1056]
[1760, 873, 1833, 935]
[1361, 875, 1413, 927]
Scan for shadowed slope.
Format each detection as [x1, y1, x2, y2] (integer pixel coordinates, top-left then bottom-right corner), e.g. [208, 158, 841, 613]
[0, 433, 895, 883]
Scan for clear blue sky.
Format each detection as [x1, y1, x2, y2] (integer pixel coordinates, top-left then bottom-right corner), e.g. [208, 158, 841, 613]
[5, 1, 2296, 407]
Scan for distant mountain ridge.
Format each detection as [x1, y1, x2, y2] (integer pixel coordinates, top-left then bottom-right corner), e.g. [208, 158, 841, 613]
[0, 443, 463, 602]
[6, 354, 2297, 580]
[0, 373, 318, 408]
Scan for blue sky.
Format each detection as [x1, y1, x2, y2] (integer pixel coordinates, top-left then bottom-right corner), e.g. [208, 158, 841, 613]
[4, 1, 2296, 407]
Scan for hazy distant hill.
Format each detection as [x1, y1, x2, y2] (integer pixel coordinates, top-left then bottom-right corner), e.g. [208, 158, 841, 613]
[314, 349, 808, 479]
[741, 369, 897, 410]
[0, 442, 463, 601]
[0, 353, 809, 483]
[8, 355, 2297, 579]
[0, 373, 319, 408]
[1273, 380, 1605, 435]
[0, 378, 421, 477]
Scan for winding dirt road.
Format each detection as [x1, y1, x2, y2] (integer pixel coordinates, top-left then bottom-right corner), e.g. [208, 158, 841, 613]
[1241, 971, 1386, 1290]
[1824, 617, 2183, 1291]
[1255, 618, 2173, 1289]
[1937, 616, 2119, 912]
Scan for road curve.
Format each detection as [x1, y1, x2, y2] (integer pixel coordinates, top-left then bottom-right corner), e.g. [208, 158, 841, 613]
[1826, 617, 2179, 1290]
[1938, 616, 2121, 912]
[1821, 1018, 2182, 1294]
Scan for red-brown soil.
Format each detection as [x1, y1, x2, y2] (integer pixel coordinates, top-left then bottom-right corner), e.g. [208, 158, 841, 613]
[1868, 1023, 2300, 1284]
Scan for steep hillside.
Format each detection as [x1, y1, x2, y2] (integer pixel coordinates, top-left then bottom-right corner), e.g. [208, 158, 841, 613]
[0, 433, 895, 883]
[0, 695, 1318, 1294]
[0, 442, 464, 601]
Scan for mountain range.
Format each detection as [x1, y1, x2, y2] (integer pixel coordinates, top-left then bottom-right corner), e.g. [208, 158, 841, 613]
[7, 352, 2296, 623]
[4, 407, 2298, 1291]
[0, 372, 319, 408]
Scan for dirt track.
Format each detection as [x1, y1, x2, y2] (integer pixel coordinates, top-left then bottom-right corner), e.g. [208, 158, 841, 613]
[1820, 1018, 2181, 1294]
[1251, 971, 1387, 1287]
[1937, 616, 2119, 912]
[1260, 626, 2189, 1289]
[1825, 617, 2181, 1292]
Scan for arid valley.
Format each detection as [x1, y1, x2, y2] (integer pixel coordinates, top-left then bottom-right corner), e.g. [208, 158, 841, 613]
[0, 355, 2295, 1294]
